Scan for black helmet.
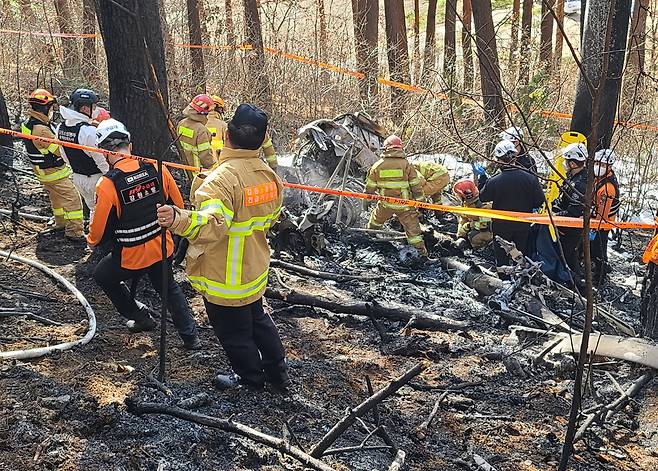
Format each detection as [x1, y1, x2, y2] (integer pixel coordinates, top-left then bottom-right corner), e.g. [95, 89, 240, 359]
[70, 88, 99, 111]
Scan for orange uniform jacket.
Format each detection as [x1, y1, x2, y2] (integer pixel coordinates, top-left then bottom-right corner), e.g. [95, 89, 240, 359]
[87, 158, 184, 270]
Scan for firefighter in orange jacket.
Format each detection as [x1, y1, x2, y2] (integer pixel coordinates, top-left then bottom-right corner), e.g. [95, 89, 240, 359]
[88, 119, 200, 349]
[157, 104, 289, 392]
[591, 148, 621, 284]
[21, 89, 84, 240]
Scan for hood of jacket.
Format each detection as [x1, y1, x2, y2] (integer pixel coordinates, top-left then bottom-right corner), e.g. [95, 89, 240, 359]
[59, 106, 93, 126]
[183, 105, 208, 124]
[26, 109, 50, 125]
[382, 148, 405, 159]
[216, 146, 259, 164]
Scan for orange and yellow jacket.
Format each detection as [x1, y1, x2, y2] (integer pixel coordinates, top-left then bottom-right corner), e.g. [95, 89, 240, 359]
[177, 106, 214, 177]
[365, 148, 423, 210]
[592, 169, 620, 226]
[169, 146, 282, 307]
[87, 158, 184, 270]
[21, 110, 72, 183]
[206, 111, 228, 156]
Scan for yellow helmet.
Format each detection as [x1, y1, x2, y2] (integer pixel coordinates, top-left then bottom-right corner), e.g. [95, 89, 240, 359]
[211, 95, 225, 112]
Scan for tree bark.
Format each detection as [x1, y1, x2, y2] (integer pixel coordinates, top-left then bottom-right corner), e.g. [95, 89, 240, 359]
[621, 0, 649, 120]
[187, 0, 207, 94]
[225, 0, 236, 70]
[53, 0, 81, 76]
[384, 0, 410, 120]
[444, 0, 457, 86]
[553, 0, 565, 76]
[641, 262, 658, 339]
[413, 0, 421, 84]
[243, 0, 272, 109]
[19, 0, 37, 23]
[318, 0, 328, 61]
[540, 0, 555, 71]
[519, 0, 533, 84]
[352, 0, 379, 112]
[570, 0, 632, 149]
[94, 0, 171, 158]
[0, 86, 11, 148]
[81, 0, 97, 80]
[462, 0, 474, 91]
[422, 0, 438, 82]
[509, 0, 520, 69]
[158, 0, 178, 88]
[471, 0, 506, 126]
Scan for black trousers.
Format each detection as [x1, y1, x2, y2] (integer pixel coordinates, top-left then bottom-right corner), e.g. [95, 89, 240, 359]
[204, 297, 288, 388]
[559, 229, 583, 276]
[493, 229, 530, 268]
[93, 253, 198, 338]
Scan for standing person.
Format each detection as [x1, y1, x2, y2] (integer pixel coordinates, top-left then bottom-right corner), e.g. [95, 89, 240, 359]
[477, 140, 545, 269]
[413, 160, 450, 202]
[157, 104, 289, 391]
[57, 88, 109, 221]
[591, 148, 620, 284]
[207, 95, 228, 156]
[552, 142, 589, 278]
[364, 135, 428, 257]
[261, 132, 278, 170]
[21, 89, 84, 240]
[177, 94, 215, 179]
[500, 126, 537, 173]
[452, 179, 493, 250]
[88, 119, 200, 349]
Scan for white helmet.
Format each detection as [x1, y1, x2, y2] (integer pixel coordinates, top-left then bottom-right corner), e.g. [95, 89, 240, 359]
[561, 142, 588, 162]
[96, 118, 131, 150]
[594, 148, 616, 165]
[499, 126, 523, 142]
[494, 140, 517, 159]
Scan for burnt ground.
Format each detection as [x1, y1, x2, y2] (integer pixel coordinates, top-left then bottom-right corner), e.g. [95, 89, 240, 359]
[1, 152, 658, 471]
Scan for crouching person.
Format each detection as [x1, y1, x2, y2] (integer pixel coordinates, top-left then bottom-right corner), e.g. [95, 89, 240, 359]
[157, 104, 290, 393]
[452, 179, 493, 249]
[87, 119, 200, 349]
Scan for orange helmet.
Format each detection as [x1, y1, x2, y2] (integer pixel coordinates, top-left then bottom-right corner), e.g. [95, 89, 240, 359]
[383, 135, 403, 149]
[452, 179, 478, 202]
[211, 95, 225, 111]
[94, 107, 111, 123]
[29, 89, 56, 106]
[189, 94, 214, 114]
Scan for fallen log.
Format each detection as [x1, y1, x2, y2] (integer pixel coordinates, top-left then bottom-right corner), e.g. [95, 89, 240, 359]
[270, 259, 384, 282]
[130, 402, 336, 471]
[309, 362, 426, 458]
[0, 208, 51, 222]
[265, 287, 469, 331]
[440, 258, 503, 297]
[0, 310, 62, 326]
[554, 333, 658, 369]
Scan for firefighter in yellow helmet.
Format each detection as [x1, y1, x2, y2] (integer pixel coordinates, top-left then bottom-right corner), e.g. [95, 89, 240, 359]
[364, 135, 428, 257]
[207, 95, 228, 157]
[413, 160, 450, 202]
[177, 94, 214, 179]
[21, 89, 84, 240]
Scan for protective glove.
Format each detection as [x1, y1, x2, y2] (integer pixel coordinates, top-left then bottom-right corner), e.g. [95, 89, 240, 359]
[471, 163, 487, 177]
[589, 230, 597, 241]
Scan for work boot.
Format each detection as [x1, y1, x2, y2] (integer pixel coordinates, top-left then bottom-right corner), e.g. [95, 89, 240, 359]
[212, 372, 241, 390]
[266, 371, 292, 395]
[126, 306, 157, 333]
[181, 334, 202, 350]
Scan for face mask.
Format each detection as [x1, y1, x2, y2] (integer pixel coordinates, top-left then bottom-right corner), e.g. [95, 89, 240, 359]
[594, 164, 606, 177]
[91, 106, 100, 119]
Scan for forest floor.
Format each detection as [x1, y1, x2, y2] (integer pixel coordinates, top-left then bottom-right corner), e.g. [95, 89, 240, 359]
[1, 150, 657, 471]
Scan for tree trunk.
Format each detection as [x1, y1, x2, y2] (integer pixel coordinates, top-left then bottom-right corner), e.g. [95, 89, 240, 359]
[198, 0, 210, 44]
[225, 0, 236, 70]
[570, 0, 632, 149]
[243, 0, 272, 109]
[383, 0, 410, 120]
[509, 0, 520, 69]
[444, 0, 457, 86]
[641, 262, 658, 340]
[540, 0, 555, 71]
[471, 0, 506, 126]
[462, 0, 474, 91]
[422, 0, 438, 82]
[519, 0, 533, 84]
[318, 0, 328, 61]
[621, 0, 649, 120]
[158, 0, 177, 87]
[187, 0, 207, 94]
[81, 0, 97, 80]
[94, 0, 171, 158]
[352, 0, 379, 112]
[0, 86, 11, 148]
[553, 0, 565, 76]
[413, 0, 421, 84]
[19, 0, 37, 23]
[53, 0, 81, 76]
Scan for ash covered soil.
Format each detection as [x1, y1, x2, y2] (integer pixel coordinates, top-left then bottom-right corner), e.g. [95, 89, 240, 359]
[1, 156, 657, 471]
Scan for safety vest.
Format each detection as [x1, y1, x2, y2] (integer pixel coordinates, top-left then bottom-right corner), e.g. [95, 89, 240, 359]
[594, 173, 621, 219]
[57, 122, 102, 176]
[107, 161, 161, 248]
[643, 234, 658, 265]
[21, 120, 64, 170]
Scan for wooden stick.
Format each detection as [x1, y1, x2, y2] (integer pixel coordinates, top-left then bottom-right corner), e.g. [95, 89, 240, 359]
[270, 258, 384, 282]
[0, 310, 62, 326]
[132, 402, 335, 471]
[309, 362, 426, 458]
[416, 381, 481, 438]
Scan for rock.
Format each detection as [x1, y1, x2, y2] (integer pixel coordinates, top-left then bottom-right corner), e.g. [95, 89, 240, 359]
[40, 395, 71, 410]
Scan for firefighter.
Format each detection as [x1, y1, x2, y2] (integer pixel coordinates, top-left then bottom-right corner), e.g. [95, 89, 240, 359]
[21, 89, 84, 240]
[413, 160, 450, 202]
[207, 95, 228, 156]
[364, 135, 428, 257]
[88, 119, 200, 349]
[177, 94, 215, 179]
[476, 140, 545, 269]
[57, 88, 109, 221]
[499, 126, 537, 172]
[452, 179, 493, 250]
[91, 106, 111, 126]
[157, 104, 289, 392]
[261, 132, 278, 170]
[591, 148, 620, 284]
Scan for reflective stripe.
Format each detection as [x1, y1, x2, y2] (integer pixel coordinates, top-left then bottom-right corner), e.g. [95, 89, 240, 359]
[381, 201, 409, 210]
[21, 124, 32, 135]
[407, 235, 424, 244]
[115, 219, 158, 234]
[227, 210, 280, 236]
[226, 235, 241, 285]
[366, 178, 377, 188]
[262, 138, 273, 149]
[409, 177, 421, 186]
[188, 270, 269, 300]
[47, 143, 59, 154]
[379, 169, 404, 178]
[64, 210, 83, 220]
[266, 154, 277, 162]
[377, 181, 410, 189]
[181, 199, 234, 238]
[117, 226, 161, 243]
[197, 141, 211, 151]
[207, 127, 217, 135]
[181, 211, 209, 238]
[178, 126, 194, 138]
[29, 154, 46, 162]
[200, 199, 234, 223]
[53, 208, 65, 216]
[35, 166, 71, 182]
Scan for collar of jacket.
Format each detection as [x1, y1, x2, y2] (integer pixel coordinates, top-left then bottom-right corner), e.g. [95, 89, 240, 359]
[217, 147, 260, 163]
[207, 110, 224, 120]
[59, 106, 93, 126]
[183, 105, 208, 124]
[26, 109, 49, 124]
[382, 148, 405, 159]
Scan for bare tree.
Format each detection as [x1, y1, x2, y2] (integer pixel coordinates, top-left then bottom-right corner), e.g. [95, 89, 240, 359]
[621, 0, 649, 119]
[540, 0, 554, 71]
[225, 0, 236, 70]
[421, 0, 438, 82]
[444, 0, 457, 85]
[471, 0, 505, 126]
[19, 0, 37, 25]
[318, 0, 328, 61]
[158, 0, 177, 86]
[553, 0, 565, 76]
[352, 0, 379, 111]
[519, 0, 533, 84]
[187, 0, 207, 94]
[243, 0, 272, 109]
[509, 0, 520, 68]
[0, 86, 10, 148]
[462, 0, 474, 91]
[412, 0, 421, 84]
[81, 0, 97, 80]
[384, 0, 410, 119]
[53, 0, 81, 76]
